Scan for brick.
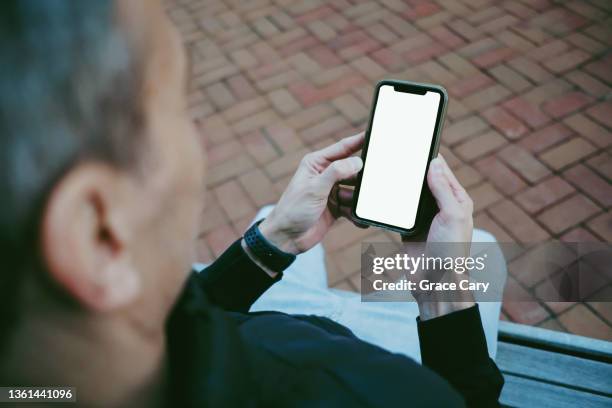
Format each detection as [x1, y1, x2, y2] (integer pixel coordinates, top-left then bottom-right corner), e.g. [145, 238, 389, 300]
[563, 113, 611, 148]
[207, 140, 244, 167]
[463, 85, 512, 111]
[474, 212, 514, 242]
[503, 277, 550, 325]
[538, 194, 600, 234]
[429, 25, 465, 48]
[223, 97, 268, 122]
[586, 101, 612, 130]
[527, 39, 569, 61]
[519, 123, 574, 153]
[238, 169, 278, 207]
[199, 195, 229, 235]
[481, 106, 528, 139]
[567, 32, 607, 54]
[587, 211, 612, 242]
[472, 47, 515, 68]
[508, 57, 552, 83]
[566, 70, 611, 99]
[308, 46, 343, 68]
[264, 123, 304, 153]
[350, 56, 385, 81]
[232, 109, 279, 134]
[230, 49, 258, 69]
[539, 137, 597, 170]
[588, 288, 612, 325]
[585, 60, 611, 84]
[543, 49, 591, 73]
[207, 153, 255, 186]
[489, 200, 549, 242]
[542, 92, 594, 119]
[587, 153, 612, 181]
[474, 156, 527, 194]
[488, 64, 531, 92]
[265, 147, 310, 180]
[301, 116, 349, 144]
[444, 115, 489, 145]
[268, 88, 301, 115]
[560, 227, 600, 242]
[213, 180, 254, 221]
[497, 29, 536, 51]
[240, 130, 278, 164]
[403, 42, 447, 64]
[332, 94, 369, 125]
[447, 19, 481, 41]
[479, 14, 518, 34]
[515, 176, 575, 213]
[366, 23, 399, 44]
[438, 53, 479, 76]
[503, 97, 551, 129]
[564, 164, 612, 207]
[447, 73, 494, 98]
[455, 131, 507, 161]
[454, 165, 483, 188]
[205, 224, 239, 258]
[206, 82, 236, 110]
[287, 52, 321, 76]
[468, 182, 503, 212]
[499, 145, 551, 183]
[307, 20, 336, 42]
[522, 79, 573, 106]
[558, 304, 612, 341]
[227, 74, 258, 100]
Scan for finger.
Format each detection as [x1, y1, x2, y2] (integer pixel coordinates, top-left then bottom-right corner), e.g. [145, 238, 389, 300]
[427, 157, 459, 212]
[318, 156, 363, 193]
[438, 155, 472, 205]
[314, 132, 365, 162]
[339, 173, 359, 186]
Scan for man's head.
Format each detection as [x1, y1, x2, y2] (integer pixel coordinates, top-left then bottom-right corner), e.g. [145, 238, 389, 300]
[0, 0, 204, 366]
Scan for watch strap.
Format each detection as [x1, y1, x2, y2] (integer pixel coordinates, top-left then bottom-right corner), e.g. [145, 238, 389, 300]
[244, 219, 296, 272]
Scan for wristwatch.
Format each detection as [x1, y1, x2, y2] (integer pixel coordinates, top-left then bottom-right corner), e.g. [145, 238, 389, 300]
[243, 219, 296, 273]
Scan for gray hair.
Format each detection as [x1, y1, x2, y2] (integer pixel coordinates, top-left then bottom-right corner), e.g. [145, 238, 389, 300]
[0, 0, 144, 342]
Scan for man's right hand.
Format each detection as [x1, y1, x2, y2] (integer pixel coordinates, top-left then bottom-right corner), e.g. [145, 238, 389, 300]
[409, 155, 476, 320]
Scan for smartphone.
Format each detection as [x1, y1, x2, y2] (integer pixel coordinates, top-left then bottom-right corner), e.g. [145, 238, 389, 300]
[352, 80, 448, 236]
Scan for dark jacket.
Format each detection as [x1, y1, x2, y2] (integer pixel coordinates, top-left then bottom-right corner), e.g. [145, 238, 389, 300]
[167, 240, 504, 407]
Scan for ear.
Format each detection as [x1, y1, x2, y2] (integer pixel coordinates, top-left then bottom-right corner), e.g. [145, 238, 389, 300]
[41, 163, 141, 312]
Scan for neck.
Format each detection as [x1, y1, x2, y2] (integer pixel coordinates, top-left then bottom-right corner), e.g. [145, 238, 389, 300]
[2, 308, 167, 408]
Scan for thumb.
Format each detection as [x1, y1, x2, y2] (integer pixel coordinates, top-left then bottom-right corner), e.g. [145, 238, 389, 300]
[427, 157, 457, 212]
[317, 156, 363, 194]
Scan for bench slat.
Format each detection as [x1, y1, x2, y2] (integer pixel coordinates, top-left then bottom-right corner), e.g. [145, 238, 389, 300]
[497, 342, 612, 395]
[501, 373, 612, 408]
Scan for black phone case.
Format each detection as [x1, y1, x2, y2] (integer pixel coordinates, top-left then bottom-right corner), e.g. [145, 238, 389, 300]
[351, 79, 448, 236]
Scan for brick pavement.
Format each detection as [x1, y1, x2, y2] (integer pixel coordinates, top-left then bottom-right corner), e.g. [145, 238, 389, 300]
[165, 0, 612, 341]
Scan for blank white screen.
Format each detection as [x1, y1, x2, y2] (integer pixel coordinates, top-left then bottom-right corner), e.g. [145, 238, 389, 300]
[356, 85, 440, 230]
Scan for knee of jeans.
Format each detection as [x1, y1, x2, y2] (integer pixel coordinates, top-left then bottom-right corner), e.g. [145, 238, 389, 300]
[472, 228, 497, 243]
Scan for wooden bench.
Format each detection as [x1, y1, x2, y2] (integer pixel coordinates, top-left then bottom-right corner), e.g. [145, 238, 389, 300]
[497, 321, 612, 407]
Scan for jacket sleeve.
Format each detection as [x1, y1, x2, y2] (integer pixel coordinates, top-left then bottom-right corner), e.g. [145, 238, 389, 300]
[193, 239, 282, 313]
[417, 305, 505, 407]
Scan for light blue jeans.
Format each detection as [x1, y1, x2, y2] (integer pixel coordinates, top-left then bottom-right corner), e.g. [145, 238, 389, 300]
[195, 206, 506, 362]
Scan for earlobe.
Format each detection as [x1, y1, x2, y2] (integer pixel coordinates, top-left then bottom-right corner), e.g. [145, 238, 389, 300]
[40, 163, 141, 312]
